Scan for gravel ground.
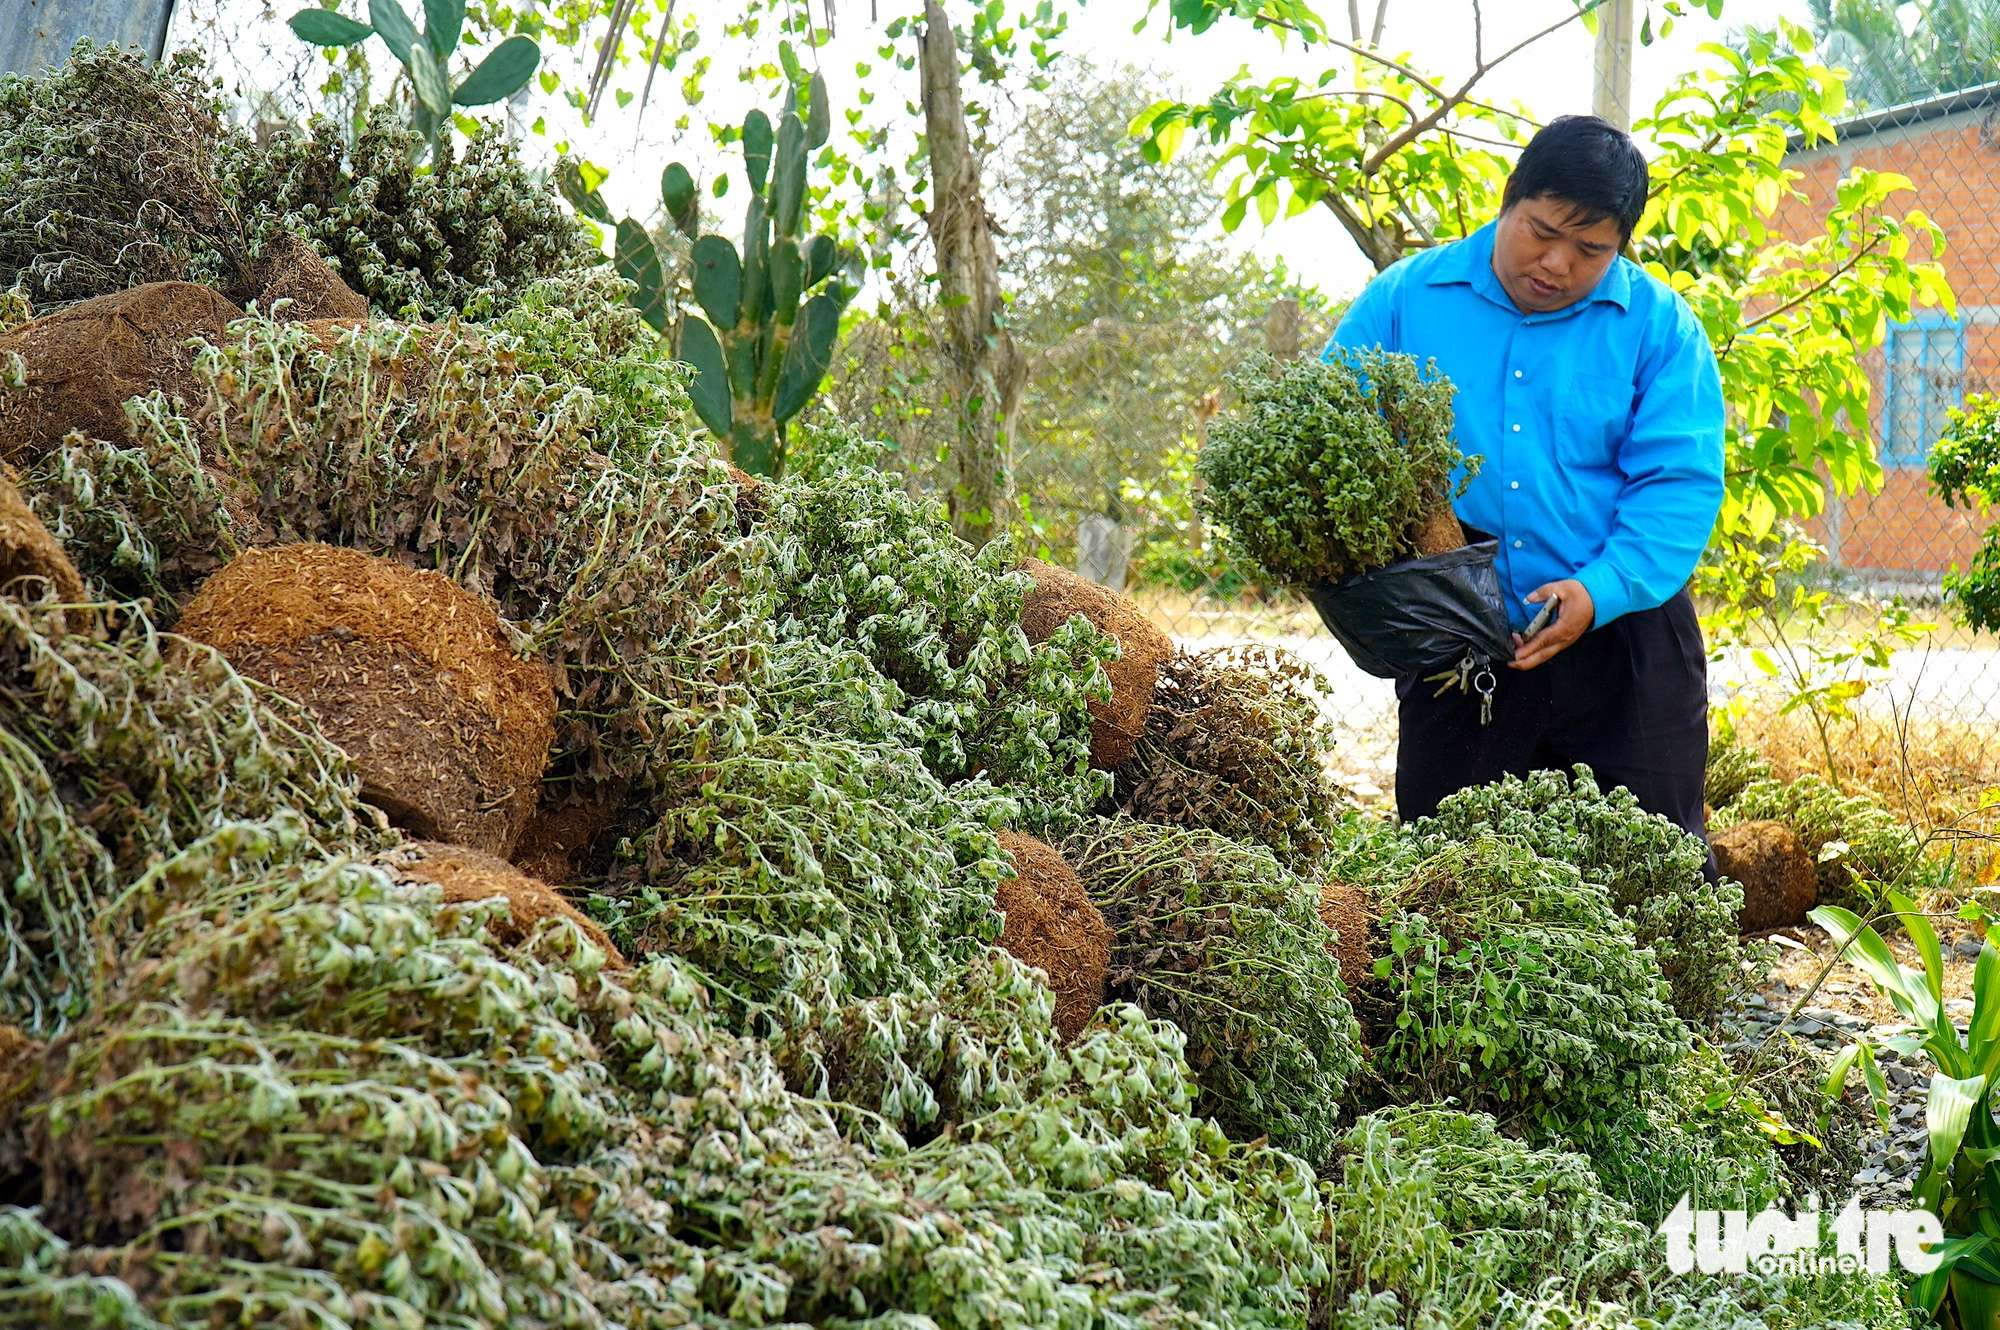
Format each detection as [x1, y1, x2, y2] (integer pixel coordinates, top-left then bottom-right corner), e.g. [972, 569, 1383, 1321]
[1723, 922, 1988, 1208]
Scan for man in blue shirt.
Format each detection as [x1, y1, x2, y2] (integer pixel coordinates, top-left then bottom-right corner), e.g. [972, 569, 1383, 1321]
[1327, 115, 1725, 843]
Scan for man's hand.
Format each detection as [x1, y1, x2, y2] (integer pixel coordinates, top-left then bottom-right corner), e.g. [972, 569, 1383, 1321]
[1510, 579, 1594, 670]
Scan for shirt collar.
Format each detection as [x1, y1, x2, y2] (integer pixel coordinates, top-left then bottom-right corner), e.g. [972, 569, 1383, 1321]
[1424, 219, 1632, 316]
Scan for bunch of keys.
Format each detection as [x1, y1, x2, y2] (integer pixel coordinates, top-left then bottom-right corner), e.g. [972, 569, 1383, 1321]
[1421, 651, 1499, 726]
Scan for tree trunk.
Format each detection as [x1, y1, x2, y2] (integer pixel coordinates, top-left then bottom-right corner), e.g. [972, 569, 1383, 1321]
[1, 0, 177, 77]
[918, 0, 1023, 551]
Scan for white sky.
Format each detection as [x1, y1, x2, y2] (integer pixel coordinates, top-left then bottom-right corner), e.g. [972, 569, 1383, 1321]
[169, 0, 1808, 302]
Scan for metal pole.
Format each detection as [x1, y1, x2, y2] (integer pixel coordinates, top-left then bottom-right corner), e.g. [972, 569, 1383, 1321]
[1590, 0, 1634, 131]
[1, 0, 178, 79]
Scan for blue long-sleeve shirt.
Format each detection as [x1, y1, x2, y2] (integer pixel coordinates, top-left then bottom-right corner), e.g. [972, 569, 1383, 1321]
[1326, 220, 1725, 630]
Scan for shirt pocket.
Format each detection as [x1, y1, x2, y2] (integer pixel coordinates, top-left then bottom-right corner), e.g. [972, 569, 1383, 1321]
[1556, 369, 1637, 470]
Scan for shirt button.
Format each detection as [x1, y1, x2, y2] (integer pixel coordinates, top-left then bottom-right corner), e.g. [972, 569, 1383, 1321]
[1513, 540, 1524, 549]
[1510, 481, 1520, 489]
[1512, 424, 1521, 432]
[1514, 370, 1523, 378]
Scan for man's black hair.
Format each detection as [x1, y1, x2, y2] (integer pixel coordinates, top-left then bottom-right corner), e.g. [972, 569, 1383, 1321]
[1501, 114, 1648, 242]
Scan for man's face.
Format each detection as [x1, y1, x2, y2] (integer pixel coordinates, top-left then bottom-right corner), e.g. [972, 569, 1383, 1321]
[1490, 194, 1624, 314]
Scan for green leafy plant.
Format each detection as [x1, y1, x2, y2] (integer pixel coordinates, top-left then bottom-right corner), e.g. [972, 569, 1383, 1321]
[1196, 349, 1469, 587]
[648, 75, 852, 476]
[1365, 837, 1690, 1140]
[761, 434, 1115, 834]
[1707, 733, 1776, 811]
[0, 45, 253, 306]
[288, 0, 541, 162]
[1715, 774, 1935, 912]
[1408, 766, 1742, 1022]
[1820, 894, 2000, 1327]
[1931, 393, 2000, 630]
[227, 108, 595, 320]
[1061, 816, 1363, 1168]
[1106, 644, 1344, 874]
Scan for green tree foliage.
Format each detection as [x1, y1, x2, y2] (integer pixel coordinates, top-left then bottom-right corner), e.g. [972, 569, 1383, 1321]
[1929, 393, 2000, 628]
[825, 62, 1328, 566]
[1808, 0, 2000, 109]
[1408, 766, 1742, 1022]
[1196, 350, 1467, 586]
[1138, 13, 1954, 550]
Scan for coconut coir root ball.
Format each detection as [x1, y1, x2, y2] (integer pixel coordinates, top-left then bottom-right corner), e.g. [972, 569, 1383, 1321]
[1017, 557, 1172, 770]
[1711, 819, 1818, 933]
[0, 281, 241, 468]
[175, 543, 555, 854]
[0, 472, 83, 605]
[1317, 879, 1376, 991]
[995, 830, 1112, 1042]
[398, 841, 625, 968]
[247, 234, 369, 323]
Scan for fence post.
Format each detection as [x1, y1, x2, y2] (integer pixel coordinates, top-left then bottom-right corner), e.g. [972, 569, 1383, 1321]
[1, 0, 176, 78]
[1591, 0, 1634, 131]
[1265, 297, 1302, 363]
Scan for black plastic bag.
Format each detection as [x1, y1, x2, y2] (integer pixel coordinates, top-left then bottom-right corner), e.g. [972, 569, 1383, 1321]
[1303, 524, 1516, 680]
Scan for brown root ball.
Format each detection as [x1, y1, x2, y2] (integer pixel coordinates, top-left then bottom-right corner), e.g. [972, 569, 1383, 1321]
[1408, 505, 1465, 558]
[1107, 645, 1343, 874]
[1018, 556, 1172, 769]
[1713, 820, 1818, 934]
[249, 234, 370, 323]
[995, 830, 1112, 1042]
[511, 791, 627, 887]
[400, 841, 625, 968]
[175, 544, 555, 855]
[1317, 880, 1376, 989]
[0, 282, 241, 468]
[0, 472, 84, 604]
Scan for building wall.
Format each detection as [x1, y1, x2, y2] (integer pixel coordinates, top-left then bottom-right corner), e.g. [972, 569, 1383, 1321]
[1778, 109, 2000, 580]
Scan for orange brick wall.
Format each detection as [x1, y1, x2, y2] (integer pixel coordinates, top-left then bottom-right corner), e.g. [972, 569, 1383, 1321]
[1777, 111, 2000, 577]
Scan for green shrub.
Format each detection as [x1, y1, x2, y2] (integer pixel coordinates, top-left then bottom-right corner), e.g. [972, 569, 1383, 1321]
[1706, 737, 1773, 811]
[1715, 774, 1930, 911]
[1581, 1040, 1787, 1225]
[0, 45, 590, 318]
[26, 312, 760, 797]
[1106, 644, 1344, 873]
[1409, 766, 1742, 1022]
[1061, 816, 1364, 1167]
[1366, 838, 1689, 1139]
[0, 599, 1326, 1330]
[763, 446, 1114, 834]
[0, 45, 253, 306]
[1930, 392, 2000, 630]
[1325, 1105, 1649, 1313]
[227, 107, 596, 321]
[1196, 349, 1470, 586]
[604, 730, 1012, 1026]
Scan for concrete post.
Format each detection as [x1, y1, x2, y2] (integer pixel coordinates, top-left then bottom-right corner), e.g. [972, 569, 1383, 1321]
[1591, 0, 1634, 131]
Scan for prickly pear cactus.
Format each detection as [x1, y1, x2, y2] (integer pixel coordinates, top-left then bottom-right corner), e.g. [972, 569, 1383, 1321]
[641, 72, 850, 476]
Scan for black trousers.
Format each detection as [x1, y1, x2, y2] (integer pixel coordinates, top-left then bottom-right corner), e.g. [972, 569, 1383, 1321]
[1394, 589, 1710, 845]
